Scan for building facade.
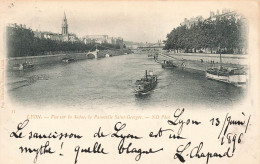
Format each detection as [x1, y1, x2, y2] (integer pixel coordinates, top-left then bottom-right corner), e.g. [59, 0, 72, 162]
[180, 9, 244, 28]
[180, 16, 204, 28]
[83, 35, 108, 44]
[82, 35, 124, 48]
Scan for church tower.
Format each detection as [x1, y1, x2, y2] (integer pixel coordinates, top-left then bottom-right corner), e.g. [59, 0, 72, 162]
[62, 12, 68, 35]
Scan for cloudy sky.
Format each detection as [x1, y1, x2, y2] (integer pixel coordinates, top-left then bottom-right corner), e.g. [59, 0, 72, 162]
[1, 1, 253, 43]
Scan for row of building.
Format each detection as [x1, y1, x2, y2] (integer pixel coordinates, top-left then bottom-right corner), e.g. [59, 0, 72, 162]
[9, 12, 125, 48]
[180, 9, 246, 28]
[82, 35, 123, 46]
[33, 30, 124, 47]
[32, 13, 78, 42]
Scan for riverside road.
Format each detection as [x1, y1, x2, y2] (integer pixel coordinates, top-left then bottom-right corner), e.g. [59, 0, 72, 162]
[7, 52, 247, 110]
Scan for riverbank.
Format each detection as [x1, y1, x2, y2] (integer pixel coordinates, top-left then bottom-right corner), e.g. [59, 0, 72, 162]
[7, 49, 132, 90]
[158, 52, 248, 72]
[7, 53, 87, 69]
[7, 49, 132, 69]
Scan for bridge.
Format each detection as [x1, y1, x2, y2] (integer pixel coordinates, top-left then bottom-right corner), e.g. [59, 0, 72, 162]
[138, 46, 164, 49]
[86, 49, 99, 58]
[86, 44, 120, 58]
[86, 45, 99, 58]
[137, 43, 165, 49]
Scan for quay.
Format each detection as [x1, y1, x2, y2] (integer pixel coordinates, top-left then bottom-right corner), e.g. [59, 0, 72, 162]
[7, 49, 132, 69]
[156, 51, 248, 72]
[6, 49, 132, 90]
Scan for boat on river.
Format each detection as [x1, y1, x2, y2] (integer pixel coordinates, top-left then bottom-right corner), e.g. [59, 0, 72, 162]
[13, 61, 34, 71]
[134, 70, 157, 95]
[148, 53, 158, 58]
[62, 58, 75, 63]
[206, 54, 247, 87]
[206, 67, 247, 87]
[161, 60, 177, 69]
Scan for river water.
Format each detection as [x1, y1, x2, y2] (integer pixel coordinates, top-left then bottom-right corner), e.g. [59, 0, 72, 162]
[7, 53, 247, 110]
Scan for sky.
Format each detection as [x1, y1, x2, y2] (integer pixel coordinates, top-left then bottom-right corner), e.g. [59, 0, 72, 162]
[1, 1, 253, 43]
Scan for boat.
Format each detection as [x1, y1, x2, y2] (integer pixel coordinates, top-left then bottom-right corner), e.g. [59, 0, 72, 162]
[206, 67, 247, 87]
[227, 67, 248, 86]
[13, 64, 23, 70]
[13, 61, 34, 71]
[62, 58, 75, 63]
[134, 70, 158, 95]
[161, 60, 177, 68]
[148, 53, 158, 58]
[206, 54, 247, 87]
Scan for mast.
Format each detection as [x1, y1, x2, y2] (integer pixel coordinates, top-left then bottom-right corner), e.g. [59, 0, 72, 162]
[220, 52, 222, 69]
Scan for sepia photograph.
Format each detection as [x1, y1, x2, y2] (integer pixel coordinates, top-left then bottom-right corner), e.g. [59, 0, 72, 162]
[0, 1, 260, 164]
[4, 1, 251, 110]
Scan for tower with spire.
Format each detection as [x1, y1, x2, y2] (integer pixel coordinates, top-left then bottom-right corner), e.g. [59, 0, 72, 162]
[62, 12, 69, 41]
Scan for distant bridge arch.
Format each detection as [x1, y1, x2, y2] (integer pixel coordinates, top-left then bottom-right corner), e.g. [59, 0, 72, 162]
[86, 53, 96, 59]
[86, 47, 99, 59]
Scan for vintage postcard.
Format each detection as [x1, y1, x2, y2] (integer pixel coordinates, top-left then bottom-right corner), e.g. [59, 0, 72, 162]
[0, 0, 259, 164]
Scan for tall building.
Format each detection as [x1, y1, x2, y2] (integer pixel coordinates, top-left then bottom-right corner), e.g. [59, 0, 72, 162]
[61, 12, 69, 41]
[62, 12, 68, 35]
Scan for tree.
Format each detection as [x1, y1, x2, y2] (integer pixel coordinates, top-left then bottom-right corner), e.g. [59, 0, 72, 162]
[164, 14, 247, 54]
